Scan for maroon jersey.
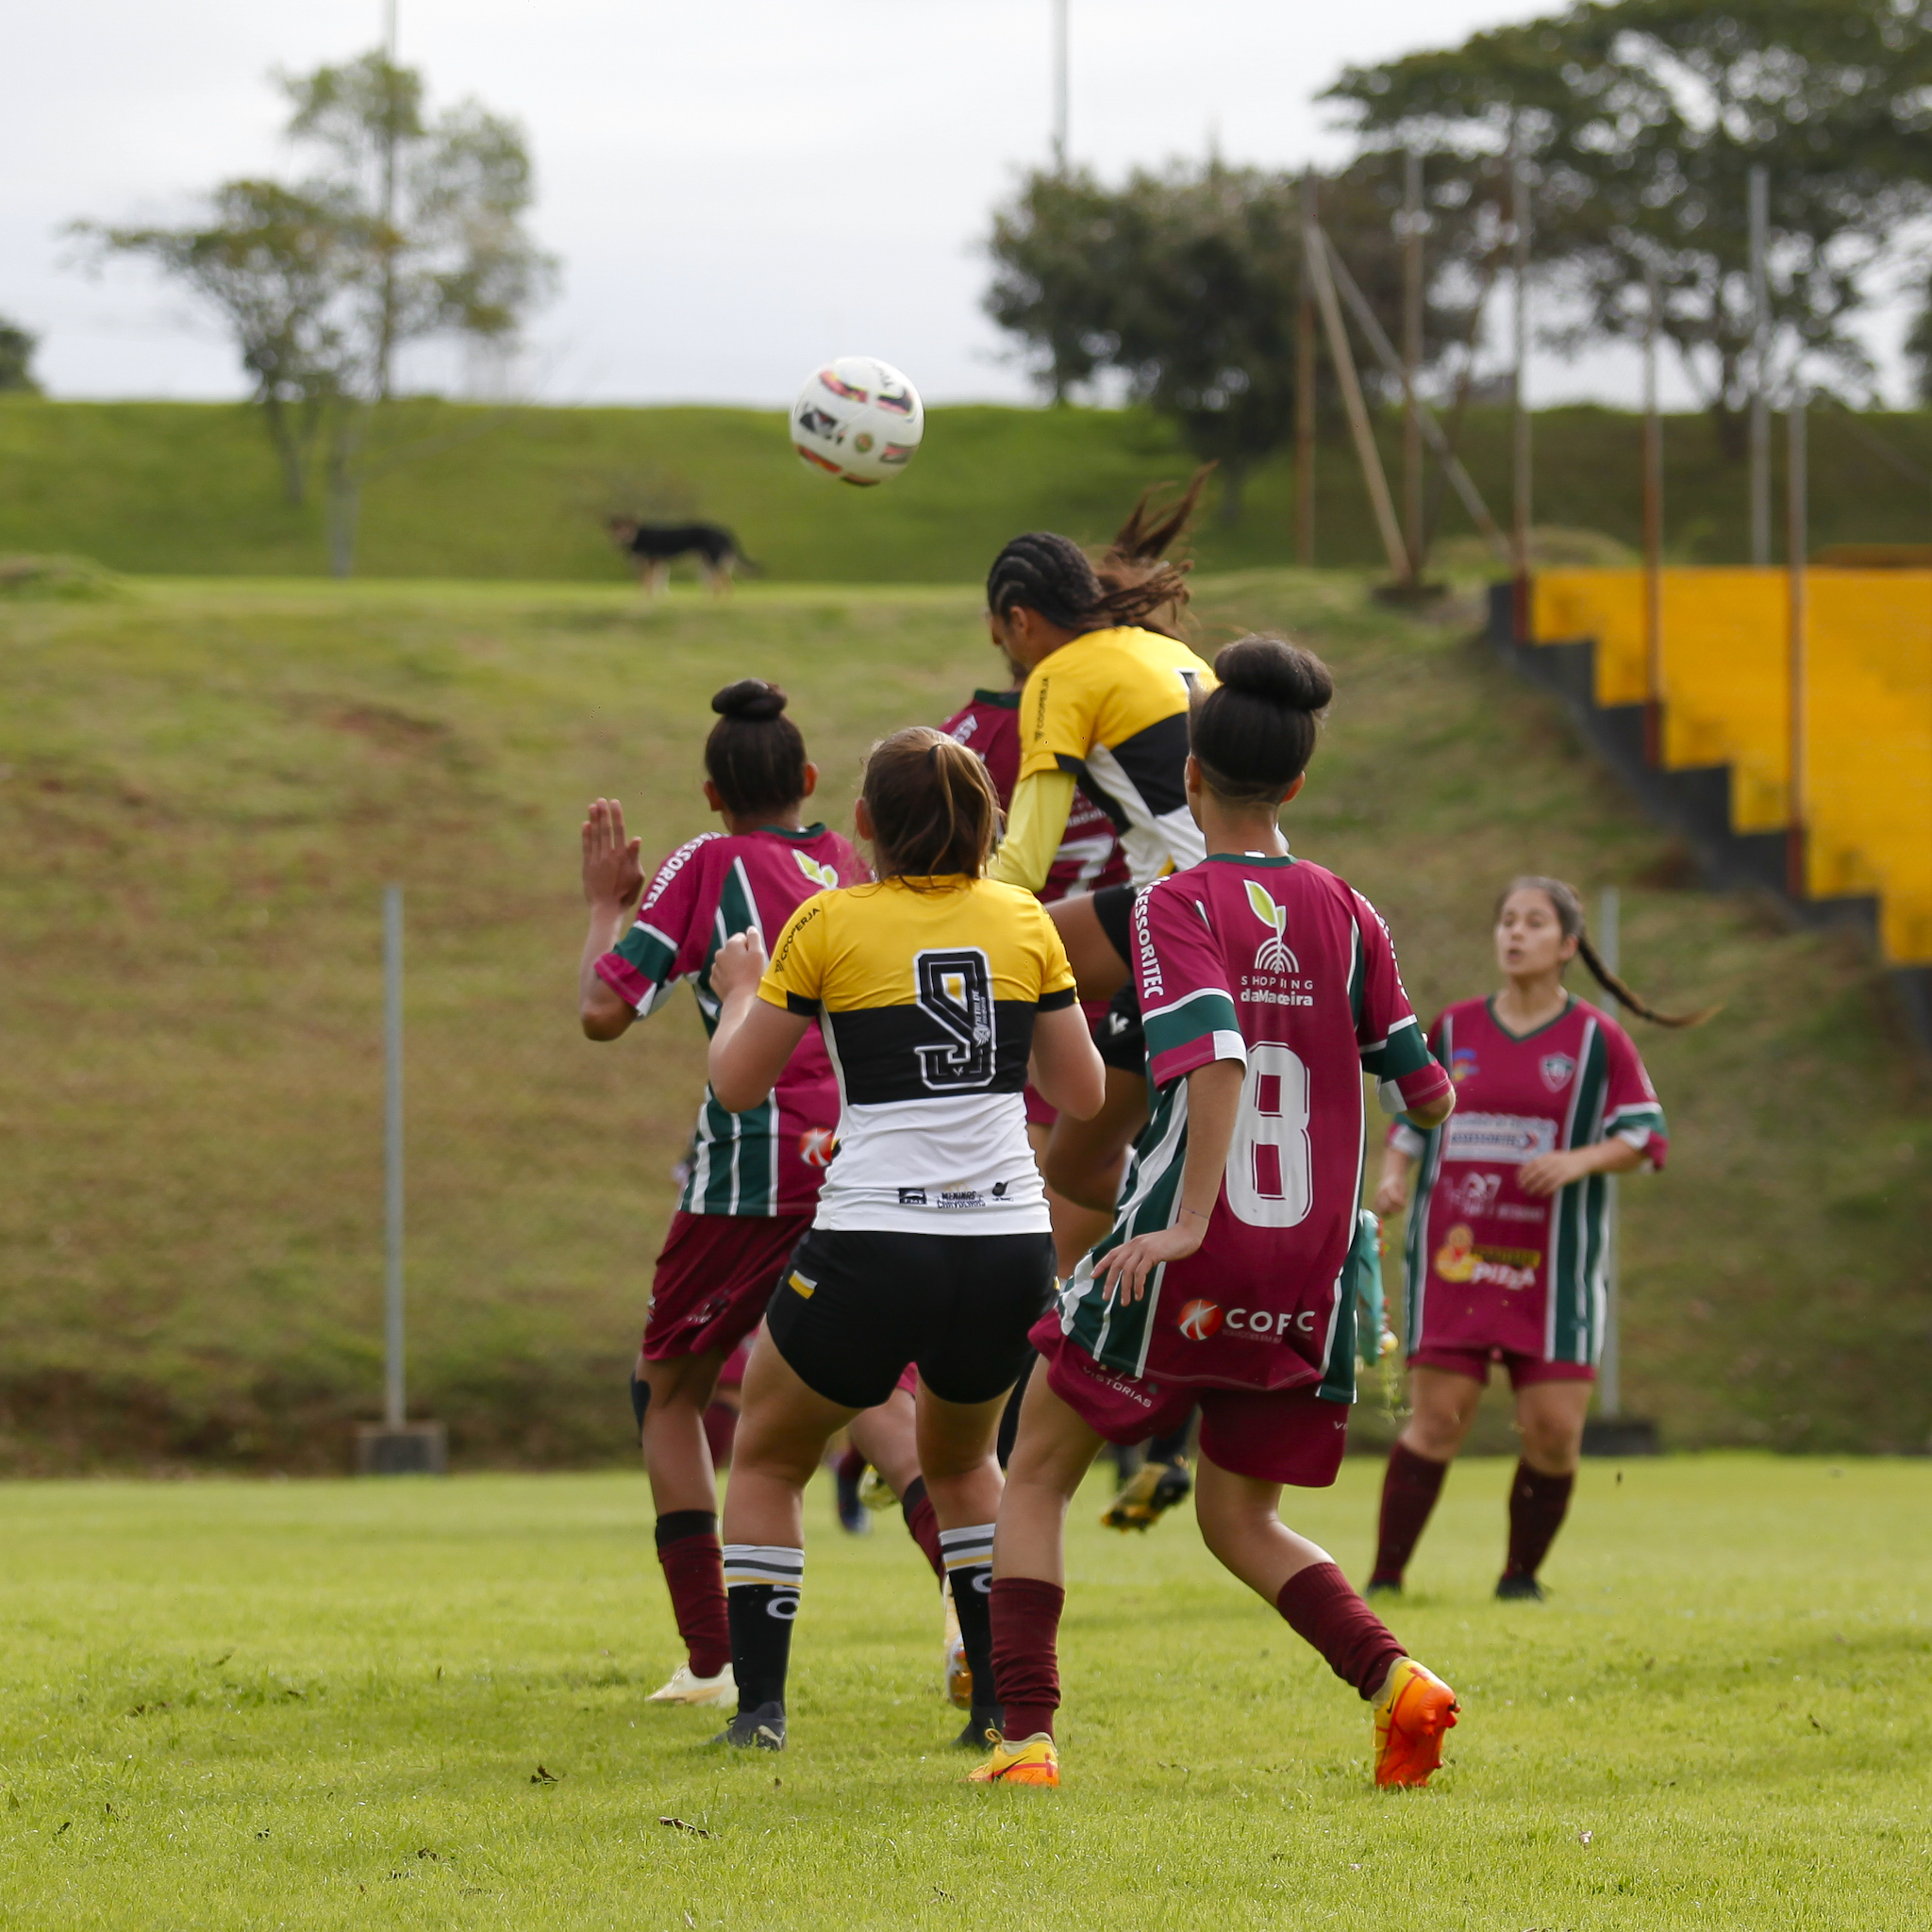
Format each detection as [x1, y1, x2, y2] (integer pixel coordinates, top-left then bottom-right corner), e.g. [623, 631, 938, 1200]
[1051, 853, 1453, 1396]
[942, 690, 1128, 903]
[595, 824, 868, 1214]
[1396, 996, 1667, 1365]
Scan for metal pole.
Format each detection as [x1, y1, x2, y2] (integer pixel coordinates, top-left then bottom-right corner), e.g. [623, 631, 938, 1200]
[1748, 165, 1771, 567]
[1511, 142, 1533, 581]
[1401, 149, 1424, 583]
[383, 883, 406, 1430]
[1786, 393, 1808, 899]
[1597, 887, 1622, 1418]
[1295, 170, 1318, 566]
[1051, 0, 1068, 172]
[1642, 258, 1664, 761]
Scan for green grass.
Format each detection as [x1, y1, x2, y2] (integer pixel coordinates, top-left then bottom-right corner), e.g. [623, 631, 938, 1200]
[2, 396, 1928, 581]
[1, 1457, 1928, 1929]
[2, 569, 1927, 1466]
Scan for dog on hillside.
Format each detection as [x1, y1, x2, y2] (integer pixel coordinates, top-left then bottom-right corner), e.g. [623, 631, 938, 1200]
[607, 517, 755, 596]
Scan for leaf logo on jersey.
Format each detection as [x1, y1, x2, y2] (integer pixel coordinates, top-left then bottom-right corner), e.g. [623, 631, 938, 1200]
[1244, 880, 1299, 975]
[1540, 1052, 1576, 1092]
[792, 851, 841, 891]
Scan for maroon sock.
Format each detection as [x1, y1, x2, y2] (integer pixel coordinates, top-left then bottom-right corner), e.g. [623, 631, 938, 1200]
[835, 1444, 866, 1485]
[1370, 1441, 1449, 1587]
[701, 1401, 738, 1471]
[1504, 1460, 1574, 1581]
[1275, 1561, 1407, 1701]
[990, 1575, 1065, 1740]
[654, 1512, 731, 1679]
[899, 1475, 945, 1584]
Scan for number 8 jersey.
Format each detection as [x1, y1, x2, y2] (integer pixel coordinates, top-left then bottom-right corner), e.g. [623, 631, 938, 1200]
[1053, 853, 1453, 1395]
[758, 875, 1079, 1234]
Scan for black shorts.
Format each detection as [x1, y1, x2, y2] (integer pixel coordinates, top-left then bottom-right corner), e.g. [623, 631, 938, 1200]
[1092, 882, 1137, 968]
[1089, 884, 1147, 1074]
[764, 1228, 1056, 1410]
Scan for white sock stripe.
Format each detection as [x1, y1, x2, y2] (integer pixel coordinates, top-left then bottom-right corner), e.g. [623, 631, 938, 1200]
[722, 1543, 804, 1588]
[938, 1524, 995, 1570]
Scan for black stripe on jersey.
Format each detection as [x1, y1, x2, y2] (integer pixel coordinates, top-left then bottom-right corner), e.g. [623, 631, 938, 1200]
[1102, 713, 1193, 816]
[821, 1000, 1041, 1104]
[1053, 754, 1129, 832]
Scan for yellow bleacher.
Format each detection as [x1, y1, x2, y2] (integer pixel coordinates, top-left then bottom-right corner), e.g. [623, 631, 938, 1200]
[1528, 568, 1932, 964]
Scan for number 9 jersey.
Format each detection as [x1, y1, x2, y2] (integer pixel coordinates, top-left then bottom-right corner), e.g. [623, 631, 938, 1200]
[1052, 852, 1453, 1397]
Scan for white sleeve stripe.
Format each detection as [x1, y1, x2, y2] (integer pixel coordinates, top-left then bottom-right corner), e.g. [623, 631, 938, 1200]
[1357, 1014, 1420, 1055]
[1208, 1029, 1249, 1067]
[1141, 986, 1236, 1025]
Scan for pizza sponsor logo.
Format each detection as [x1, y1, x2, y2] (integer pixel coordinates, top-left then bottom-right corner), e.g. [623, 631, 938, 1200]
[1432, 1224, 1541, 1291]
[1175, 1297, 1314, 1341]
[1443, 1112, 1557, 1163]
[1540, 1052, 1577, 1092]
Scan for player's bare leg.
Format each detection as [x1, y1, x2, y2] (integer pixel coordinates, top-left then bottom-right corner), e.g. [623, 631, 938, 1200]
[1498, 1377, 1593, 1600]
[1047, 892, 1131, 1004]
[1026, 1121, 1111, 1282]
[1368, 1365, 1483, 1595]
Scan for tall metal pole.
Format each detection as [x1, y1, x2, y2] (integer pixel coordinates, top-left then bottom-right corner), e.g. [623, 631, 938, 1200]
[1401, 150, 1424, 584]
[1786, 393, 1808, 900]
[1295, 170, 1318, 567]
[1748, 165, 1771, 567]
[1597, 886, 1622, 1420]
[1641, 258, 1664, 762]
[377, 0, 401, 402]
[1051, 0, 1069, 171]
[1511, 141, 1534, 625]
[383, 883, 406, 1431]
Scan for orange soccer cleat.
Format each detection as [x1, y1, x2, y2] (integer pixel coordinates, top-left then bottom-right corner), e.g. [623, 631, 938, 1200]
[967, 1732, 1059, 1788]
[1373, 1657, 1459, 1789]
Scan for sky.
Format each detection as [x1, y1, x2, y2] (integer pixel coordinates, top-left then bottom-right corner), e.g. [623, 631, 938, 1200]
[1, 0, 1914, 411]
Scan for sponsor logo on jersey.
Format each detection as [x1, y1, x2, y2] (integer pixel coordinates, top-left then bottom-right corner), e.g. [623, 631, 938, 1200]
[1540, 1052, 1577, 1092]
[1444, 1170, 1503, 1218]
[791, 850, 841, 891]
[897, 1188, 928, 1207]
[639, 831, 719, 913]
[1133, 886, 1162, 1003]
[1450, 1047, 1480, 1083]
[1432, 1224, 1541, 1291]
[1175, 1297, 1314, 1341]
[949, 712, 980, 745]
[1176, 1298, 1224, 1340]
[798, 1126, 836, 1169]
[1444, 1112, 1557, 1163]
[1244, 880, 1300, 974]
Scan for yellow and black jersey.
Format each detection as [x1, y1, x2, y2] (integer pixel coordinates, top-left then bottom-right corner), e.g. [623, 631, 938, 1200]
[758, 875, 1078, 1234]
[990, 625, 1218, 892]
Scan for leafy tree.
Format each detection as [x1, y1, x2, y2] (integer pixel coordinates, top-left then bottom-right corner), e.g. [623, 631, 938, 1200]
[0, 317, 40, 393]
[1324, 0, 1932, 448]
[986, 155, 1497, 517]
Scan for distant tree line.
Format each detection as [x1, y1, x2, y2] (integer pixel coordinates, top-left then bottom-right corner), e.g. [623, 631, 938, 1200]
[987, 0, 1932, 513]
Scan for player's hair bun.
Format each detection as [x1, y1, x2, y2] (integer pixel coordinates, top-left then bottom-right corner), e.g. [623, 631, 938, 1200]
[711, 678, 789, 723]
[1212, 636, 1333, 713]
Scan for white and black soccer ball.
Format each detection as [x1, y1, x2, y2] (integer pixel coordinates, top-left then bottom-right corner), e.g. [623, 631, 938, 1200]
[791, 357, 924, 487]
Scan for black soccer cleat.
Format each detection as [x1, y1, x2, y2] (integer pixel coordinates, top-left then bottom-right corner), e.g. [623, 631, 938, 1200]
[835, 1461, 870, 1536]
[1494, 1572, 1546, 1602]
[710, 1701, 786, 1749]
[954, 1704, 1005, 1749]
[1363, 1577, 1404, 1602]
[1101, 1457, 1193, 1531]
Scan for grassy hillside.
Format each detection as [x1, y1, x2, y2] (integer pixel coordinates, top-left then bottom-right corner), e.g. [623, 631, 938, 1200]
[1, 570, 1926, 1470]
[2, 395, 1928, 582]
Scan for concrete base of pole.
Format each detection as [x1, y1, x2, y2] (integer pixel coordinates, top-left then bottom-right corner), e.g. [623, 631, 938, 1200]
[1582, 1416, 1660, 1457]
[355, 1422, 447, 1475]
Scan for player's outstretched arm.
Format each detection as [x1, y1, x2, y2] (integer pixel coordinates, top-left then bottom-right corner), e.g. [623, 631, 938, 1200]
[707, 931, 811, 1112]
[1027, 1003, 1107, 1122]
[580, 797, 645, 1041]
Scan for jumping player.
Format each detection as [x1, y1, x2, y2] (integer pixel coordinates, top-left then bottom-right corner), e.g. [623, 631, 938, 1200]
[701, 728, 1107, 1751]
[974, 637, 1462, 1791]
[1366, 876, 1703, 1601]
[579, 680, 930, 1709]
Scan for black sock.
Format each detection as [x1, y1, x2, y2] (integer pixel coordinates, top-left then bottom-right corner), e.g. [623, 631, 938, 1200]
[940, 1524, 999, 1719]
[1148, 1409, 1195, 1467]
[724, 1544, 802, 1713]
[654, 1507, 716, 1549]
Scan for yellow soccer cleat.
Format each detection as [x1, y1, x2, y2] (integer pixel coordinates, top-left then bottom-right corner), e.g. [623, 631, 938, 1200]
[941, 1579, 973, 1709]
[645, 1662, 737, 1708]
[1101, 1457, 1192, 1531]
[967, 1732, 1059, 1788]
[1373, 1657, 1459, 1789]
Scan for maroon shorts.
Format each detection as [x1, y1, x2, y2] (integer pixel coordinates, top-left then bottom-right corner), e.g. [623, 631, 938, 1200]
[1024, 1083, 1058, 1129]
[1031, 1314, 1350, 1488]
[1408, 1346, 1595, 1390]
[642, 1210, 814, 1362]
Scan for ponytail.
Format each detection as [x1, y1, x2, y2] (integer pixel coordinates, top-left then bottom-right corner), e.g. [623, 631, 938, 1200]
[1091, 464, 1213, 640]
[861, 726, 1003, 883]
[1498, 876, 1719, 1028]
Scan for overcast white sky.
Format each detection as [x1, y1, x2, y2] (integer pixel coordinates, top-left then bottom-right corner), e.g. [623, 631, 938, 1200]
[2, 0, 1913, 409]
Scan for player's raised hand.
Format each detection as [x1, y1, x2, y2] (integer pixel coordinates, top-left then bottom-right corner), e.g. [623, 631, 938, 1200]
[582, 797, 644, 910]
[710, 929, 769, 1002]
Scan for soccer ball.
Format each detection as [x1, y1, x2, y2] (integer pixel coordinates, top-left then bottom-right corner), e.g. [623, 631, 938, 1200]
[791, 357, 924, 487]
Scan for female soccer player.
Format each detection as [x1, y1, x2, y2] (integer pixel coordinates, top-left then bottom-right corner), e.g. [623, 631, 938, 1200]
[974, 637, 1463, 1791]
[1366, 877, 1699, 1602]
[579, 680, 885, 1710]
[701, 727, 1107, 1751]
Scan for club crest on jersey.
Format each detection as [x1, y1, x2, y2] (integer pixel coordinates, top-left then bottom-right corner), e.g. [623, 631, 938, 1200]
[1450, 1047, 1480, 1083]
[1244, 880, 1299, 974]
[1540, 1052, 1576, 1092]
[792, 851, 841, 891]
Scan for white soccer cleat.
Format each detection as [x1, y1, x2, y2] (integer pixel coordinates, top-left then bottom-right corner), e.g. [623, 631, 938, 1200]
[645, 1662, 737, 1708]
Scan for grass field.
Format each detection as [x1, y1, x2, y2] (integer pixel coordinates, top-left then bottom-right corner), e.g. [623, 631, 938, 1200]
[1, 1457, 1928, 1930]
[3, 569, 1927, 1467]
[3, 395, 1929, 580]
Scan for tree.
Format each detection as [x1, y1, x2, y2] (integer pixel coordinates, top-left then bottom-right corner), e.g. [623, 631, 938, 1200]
[1324, 0, 1932, 447]
[985, 155, 1494, 516]
[77, 50, 556, 571]
[0, 316, 40, 392]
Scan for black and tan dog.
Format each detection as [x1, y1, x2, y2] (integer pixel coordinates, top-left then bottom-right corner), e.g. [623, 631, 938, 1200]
[607, 517, 755, 596]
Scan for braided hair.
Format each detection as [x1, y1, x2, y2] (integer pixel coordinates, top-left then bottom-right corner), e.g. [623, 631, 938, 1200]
[986, 531, 1187, 634]
[1498, 876, 1718, 1028]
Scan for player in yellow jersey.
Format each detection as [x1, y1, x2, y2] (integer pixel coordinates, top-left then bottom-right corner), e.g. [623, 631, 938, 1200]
[700, 728, 1107, 1751]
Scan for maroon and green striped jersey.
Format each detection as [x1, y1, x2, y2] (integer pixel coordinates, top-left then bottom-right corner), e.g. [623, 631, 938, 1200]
[1392, 995, 1667, 1367]
[1050, 852, 1452, 1401]
[595, 824, 868, 1215]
